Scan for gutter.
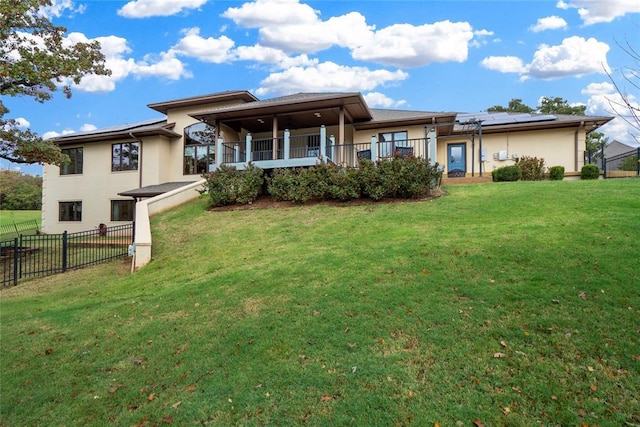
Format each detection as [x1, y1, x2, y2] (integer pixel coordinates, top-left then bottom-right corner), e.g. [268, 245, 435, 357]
[574, 121, 584, 172]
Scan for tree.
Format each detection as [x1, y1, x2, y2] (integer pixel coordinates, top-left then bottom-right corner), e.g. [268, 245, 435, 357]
[605, 36, 640, 142]
[585, 131, 609, 164]
[0, 0, 110, 166]
[487, 98, 534, 113]
[0, 170, 42, 209]
[538, 97, 586, 115]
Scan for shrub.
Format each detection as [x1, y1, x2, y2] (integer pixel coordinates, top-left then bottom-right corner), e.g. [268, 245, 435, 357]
[328, 166, 361, 201]
[517, 156, 545, 181]
[204, 164, 264, 206]
[493, 164, 522, 182]
[548, 165, 565, 181]
[581, 164, 600, 180]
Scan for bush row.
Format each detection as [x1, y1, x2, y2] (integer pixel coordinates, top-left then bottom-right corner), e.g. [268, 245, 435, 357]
[492, 157, 599, 182]
[203, 156, 443, 206]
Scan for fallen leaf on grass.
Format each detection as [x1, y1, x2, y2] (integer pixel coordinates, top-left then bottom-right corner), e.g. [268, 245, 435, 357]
[148, 393, 155, 401]
[422, 269, 429, 275]
[500, 340, 507, 348]
[171, 401, 182, 409]
[473, 420, 486, 427]
[502, 407, 511, 415]
[578, 291, 587, 300]
[493, 352, 506, 358]
[320, 395, 333, 402]
[161, 416, 174, 423]
[312, 310, 320, 316]
[109, 385, 118, 393]
[45, 348, 53, 355]
[185, 384, 196, 391]
[590, 384, 598, 392]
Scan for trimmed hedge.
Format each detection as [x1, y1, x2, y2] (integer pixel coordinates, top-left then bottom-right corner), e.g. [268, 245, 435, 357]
[203, 164, 264, 206]
[581, 164, 600, 180]
[492, 164, 522, 182]
[204, 156, 443, 206]
[548, 165, 565, 181]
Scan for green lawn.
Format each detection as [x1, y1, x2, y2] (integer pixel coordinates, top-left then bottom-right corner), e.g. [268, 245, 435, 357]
[0, 210, 41, 227]
[1, 179, 639, 426]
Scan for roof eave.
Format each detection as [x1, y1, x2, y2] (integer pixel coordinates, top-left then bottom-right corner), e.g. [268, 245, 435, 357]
[148, 91, 259, 114]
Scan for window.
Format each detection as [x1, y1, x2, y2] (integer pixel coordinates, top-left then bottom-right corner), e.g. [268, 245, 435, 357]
[59, 201, 82, 221]
[112, 142, 139, 171]
[184, 122, 216, 175]
[60, 147, 83, 175]
[111, 200, 135, 221]
[379, 131, 408, 157]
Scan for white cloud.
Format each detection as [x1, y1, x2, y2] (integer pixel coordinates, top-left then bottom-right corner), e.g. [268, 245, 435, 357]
[42, 129, 75, 140]
[61, 33, 191, 92]
[481, 56, 526, 73]
[222, 1, 476, 68]
[529, 16, 568, 32]
[222, 0, 320, 28]
[352, 21, 474, 67]
[15, 117, 30, 129]
[170, 28, 235, 63]
[79, 124, 97, 132]
[118, 0, 208, 18]
[481, 37, 610, 80]
[255, 62, 408, 96]
[364, 92, 407, 108]
[582, 81, 640, 145]
[527, 36, 610, 79]
[557, 0, 640, 25]
[39, 0, 86, 19]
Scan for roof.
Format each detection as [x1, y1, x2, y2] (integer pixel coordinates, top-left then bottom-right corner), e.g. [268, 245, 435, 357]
[604, 140, 640, 157]
[357, 108, 457, 132]
[191, 92, 373, 133]
[449, 112, 613, 135]
[118, 181, 198, 198]
[50, 118, 180, 145]
[148, 90, 259, 114]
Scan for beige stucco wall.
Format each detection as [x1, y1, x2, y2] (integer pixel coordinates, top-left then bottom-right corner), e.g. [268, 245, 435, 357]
[437, 127, 586, 175]
[42, 140, 141, 234]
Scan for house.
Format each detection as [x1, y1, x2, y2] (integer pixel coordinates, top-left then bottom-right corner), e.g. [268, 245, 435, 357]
[42, 90, 613, 235]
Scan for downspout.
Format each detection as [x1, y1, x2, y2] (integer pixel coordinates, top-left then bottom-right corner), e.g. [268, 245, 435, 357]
[574, 121, 584, 172]
[478, 121, 483, 177]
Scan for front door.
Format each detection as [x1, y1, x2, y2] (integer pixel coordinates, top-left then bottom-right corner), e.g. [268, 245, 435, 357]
[447, 143, 466, 178]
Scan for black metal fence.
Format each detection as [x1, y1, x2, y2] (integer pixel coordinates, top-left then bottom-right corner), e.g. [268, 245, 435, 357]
[604, 147, 640, 178]
[0, 219, 40, 241]
[1, 224, 133, 287]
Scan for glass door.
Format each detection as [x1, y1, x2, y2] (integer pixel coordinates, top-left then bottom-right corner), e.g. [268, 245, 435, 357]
[447, 143, 466, 177]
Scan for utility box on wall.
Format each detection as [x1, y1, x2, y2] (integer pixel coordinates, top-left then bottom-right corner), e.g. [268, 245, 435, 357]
[498, 150, 508, 160]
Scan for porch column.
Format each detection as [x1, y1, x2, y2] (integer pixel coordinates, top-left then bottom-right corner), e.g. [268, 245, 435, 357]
[371, 135, 378, 161]
[234, 144, 240, 163]
[320, 126, 327, 159]
[246, 133, 252, 164]
[329, 135, 335, 162]
[216, 137, 224, 167]
[272, 116, 278, 160]
[428, 127, 436, 166]
[284, 129, 290, 160]
[339, 107, 345, 164]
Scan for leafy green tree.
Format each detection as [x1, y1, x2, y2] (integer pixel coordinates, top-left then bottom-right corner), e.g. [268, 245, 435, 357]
[487, 98, 534, 113]
[585, 131, 609, 163]
[0, 0, 110, 166]
[618, 154, 639, 171]
[0, 170, 42, 210]
[538, 97, 586, 115]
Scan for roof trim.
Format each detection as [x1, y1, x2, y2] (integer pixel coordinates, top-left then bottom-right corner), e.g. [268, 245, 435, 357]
[50, 119, 180, 145]
[148, 90, 259, 114]
[118, 181, 197, 198]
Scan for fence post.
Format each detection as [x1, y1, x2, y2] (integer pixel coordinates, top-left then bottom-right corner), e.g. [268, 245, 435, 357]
[12, 237, 18, 285]
[62, 231, 68, 272]
[603, 157, 607, 179]
[637, 147, 640, 176]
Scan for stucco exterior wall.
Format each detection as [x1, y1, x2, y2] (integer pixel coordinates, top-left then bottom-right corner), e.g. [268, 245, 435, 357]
[42, 139, 141, 234]
[437, 127, 587, 176]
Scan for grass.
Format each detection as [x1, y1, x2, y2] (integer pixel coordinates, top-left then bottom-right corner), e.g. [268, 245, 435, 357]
[1, 179, 639, 426]
[0, 210, 41, 227]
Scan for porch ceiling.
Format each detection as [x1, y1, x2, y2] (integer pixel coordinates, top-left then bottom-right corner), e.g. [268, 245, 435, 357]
[190, 93, 372, 133]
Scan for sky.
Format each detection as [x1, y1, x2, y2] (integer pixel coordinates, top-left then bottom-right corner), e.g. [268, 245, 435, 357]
[4, 0, 640, 176]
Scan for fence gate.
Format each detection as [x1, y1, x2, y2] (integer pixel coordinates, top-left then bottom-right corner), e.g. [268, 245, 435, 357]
[1, 224, 133, 287]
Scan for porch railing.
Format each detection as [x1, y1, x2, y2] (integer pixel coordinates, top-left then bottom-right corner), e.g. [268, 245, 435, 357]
[215, 127, 431, 169]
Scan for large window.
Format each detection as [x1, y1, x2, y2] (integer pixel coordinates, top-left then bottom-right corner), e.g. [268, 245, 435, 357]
[112, 142, 139, 171]
[184, 123, 216, 175]
[111, 200, 135, 221]
[60, 147, 83, 175]
[59, 201, 82, 221]
[379, 131, 408, 157]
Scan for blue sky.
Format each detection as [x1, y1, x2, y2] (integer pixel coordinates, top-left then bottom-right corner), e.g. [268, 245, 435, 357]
[4, 0, 640, 175]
